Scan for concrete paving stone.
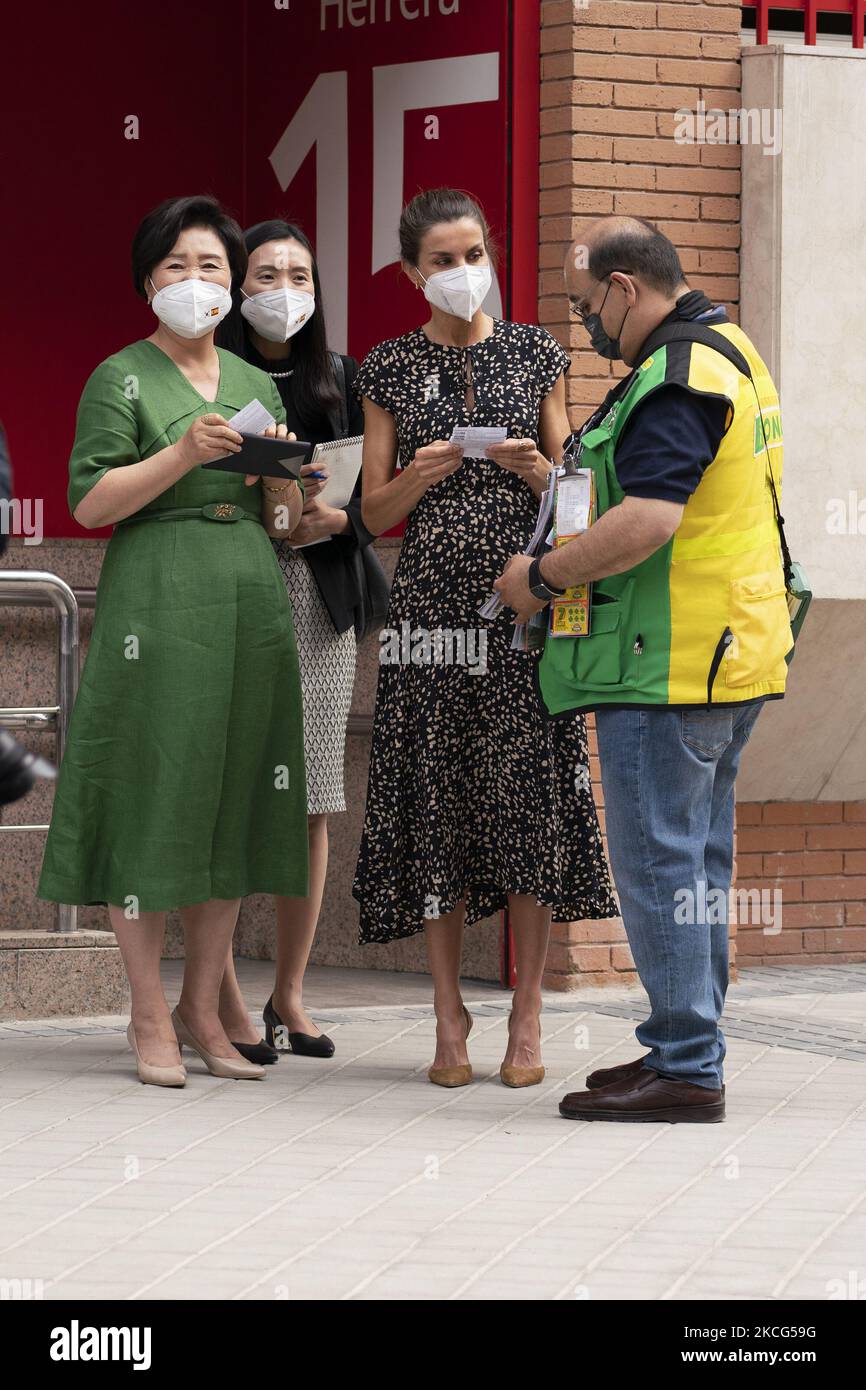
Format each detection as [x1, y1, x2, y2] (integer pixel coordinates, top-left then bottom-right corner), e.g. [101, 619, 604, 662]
[0, 1245, 134, 1280]
[6, 1218, 159, 1253]
[781, 1255, 866, 1278]
[161, 1194, 303, 1219]
[383, 1222, 567, 1251]
[745, 1202, 861, 1224]
[19, 1206, 158, 1239]
[341, 1271, 472, 1300]
[89, 1225, 246, 1257]
[0, 1201, 99, 1228]
[43, 1246, 178, 1284]
[0, 1139, 106, 1161]
[346, 1242, 497, 1270]
[134, 1273, 262, 1300]
[460, 1240, 614, 1274]
[178, 1247, 334, 1275]
[675, 1276, 778, 1299]
[139, 1229, 334, 1261]
[320, 1215, 453, 1242]
[236, 1273, 400, 1301]
[565, 1273, 678, 1300]
[44, 1282, 148, 1301]
[235, 1233, 384, 1262]
[36, 1188, 191, 1215]
[715, 1231, 828, 1255]
[4, 964, 866, 1299]
[0, 1254, 64, 1281]
[459, 1280, 576, 1301]
[466, 1262, 615, 1299]
[780, 1278, 857, 1300]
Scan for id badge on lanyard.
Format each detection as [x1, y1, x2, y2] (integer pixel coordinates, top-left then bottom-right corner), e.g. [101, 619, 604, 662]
[549, 468, 595, 638]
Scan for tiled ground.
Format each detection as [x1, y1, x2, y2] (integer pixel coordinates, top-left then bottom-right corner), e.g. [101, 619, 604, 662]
[1, 963, 865, 1301]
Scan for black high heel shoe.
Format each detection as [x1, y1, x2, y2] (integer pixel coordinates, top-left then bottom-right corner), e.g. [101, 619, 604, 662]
[230, 1037, 279, 1065]
[263, 995, 335, 1058]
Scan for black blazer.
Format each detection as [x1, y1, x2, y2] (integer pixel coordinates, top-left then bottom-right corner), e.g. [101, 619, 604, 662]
[248, 349, 376, 637]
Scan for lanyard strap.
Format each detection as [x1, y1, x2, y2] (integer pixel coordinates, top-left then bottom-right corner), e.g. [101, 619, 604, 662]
[627, 320, 794, 589]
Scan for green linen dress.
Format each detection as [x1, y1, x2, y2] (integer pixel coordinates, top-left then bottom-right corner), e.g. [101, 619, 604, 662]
[37, 339, 309, 911]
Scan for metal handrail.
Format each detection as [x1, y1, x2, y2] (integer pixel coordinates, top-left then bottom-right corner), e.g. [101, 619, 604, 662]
[0, 571, 80, 932]
[0, 571, 375, 935]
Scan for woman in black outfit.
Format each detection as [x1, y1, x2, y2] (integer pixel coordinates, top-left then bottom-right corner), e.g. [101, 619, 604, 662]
[354, 189, 617, 1088]
[217, 219, 376, 1061]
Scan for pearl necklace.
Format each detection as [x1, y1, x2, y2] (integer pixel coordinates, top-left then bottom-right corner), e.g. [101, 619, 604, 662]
[267, 368, 294, 379]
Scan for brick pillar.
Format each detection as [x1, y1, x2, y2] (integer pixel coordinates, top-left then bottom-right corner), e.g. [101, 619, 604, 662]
[735, 802, 866, 966]
[538, 0, 742, 990]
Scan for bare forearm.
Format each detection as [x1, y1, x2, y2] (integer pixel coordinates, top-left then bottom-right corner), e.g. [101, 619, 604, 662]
[263, 482, 304, 539]
[527, 459, 555, 499]
[541, 501, 678, 590]
[73, 444, 190, 528]
[361, 463, 428, 536]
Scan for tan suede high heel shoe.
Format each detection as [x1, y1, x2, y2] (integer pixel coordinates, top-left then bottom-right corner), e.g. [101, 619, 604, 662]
[428, 1004, 473, 1088]
[500, 1009, 545, 1088]
[171, 1008, 265, 1080]
[126, 1021, 186, 1088]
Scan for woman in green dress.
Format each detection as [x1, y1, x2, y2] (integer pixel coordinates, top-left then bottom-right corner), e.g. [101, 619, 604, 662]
[37, 196, 309, 1086]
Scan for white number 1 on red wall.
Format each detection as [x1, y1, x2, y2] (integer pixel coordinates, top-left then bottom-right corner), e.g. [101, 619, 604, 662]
[268, 54, 502, 354]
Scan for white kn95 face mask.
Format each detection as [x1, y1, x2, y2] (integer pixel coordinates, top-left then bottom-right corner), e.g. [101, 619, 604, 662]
[417, 264, 492, 322]
[149, 276, 234, 339]
[240, 287, 316, 342]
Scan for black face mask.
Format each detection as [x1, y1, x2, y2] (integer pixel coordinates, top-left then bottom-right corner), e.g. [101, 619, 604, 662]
[585, 279, 631, 361]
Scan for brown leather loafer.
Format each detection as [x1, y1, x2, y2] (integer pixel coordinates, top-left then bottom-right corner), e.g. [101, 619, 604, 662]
[586, 1055, 652, 1090]
[560, 1068, 725, 1123]
[587, 1056, 726, 1095]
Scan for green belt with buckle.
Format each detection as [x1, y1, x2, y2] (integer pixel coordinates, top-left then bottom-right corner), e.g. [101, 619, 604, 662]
[115, 503, 261, 528]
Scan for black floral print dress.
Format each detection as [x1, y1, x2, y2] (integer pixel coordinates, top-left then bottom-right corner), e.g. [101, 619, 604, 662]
[352, 319, 618, 943]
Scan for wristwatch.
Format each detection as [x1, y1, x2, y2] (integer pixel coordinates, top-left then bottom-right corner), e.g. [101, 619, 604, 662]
[528, 554, 566, 601]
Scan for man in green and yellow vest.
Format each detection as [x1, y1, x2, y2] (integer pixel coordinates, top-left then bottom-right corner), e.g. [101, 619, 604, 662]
[495, 216, 792, 1124]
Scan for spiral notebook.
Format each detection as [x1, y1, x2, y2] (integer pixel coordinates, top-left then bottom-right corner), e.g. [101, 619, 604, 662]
[294, 434, 364, 547]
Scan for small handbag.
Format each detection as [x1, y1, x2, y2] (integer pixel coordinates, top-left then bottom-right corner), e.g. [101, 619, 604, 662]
[327, 353, 391, 642]
[352, 543, 391, 642]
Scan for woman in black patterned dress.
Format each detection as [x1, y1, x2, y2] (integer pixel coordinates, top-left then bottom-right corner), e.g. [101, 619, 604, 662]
[354, 189, 617, 1088]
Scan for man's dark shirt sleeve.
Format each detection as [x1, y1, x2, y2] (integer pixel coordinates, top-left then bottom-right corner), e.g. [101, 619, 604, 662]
[613, 384, 730, 504]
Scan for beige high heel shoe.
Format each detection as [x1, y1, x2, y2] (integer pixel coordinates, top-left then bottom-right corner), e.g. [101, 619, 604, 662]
[428, 1004, 473, 1088]
[500, 1009, 545, 1088]
[171, 1008, 266, 1080]
[126, 1021, 186, 1088]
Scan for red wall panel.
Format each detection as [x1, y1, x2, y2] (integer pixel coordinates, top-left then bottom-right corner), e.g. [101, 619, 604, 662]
[1, 2, 245, 539]
[1, 0, 539, 539]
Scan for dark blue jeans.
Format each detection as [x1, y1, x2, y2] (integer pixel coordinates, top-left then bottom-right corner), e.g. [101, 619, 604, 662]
[594, 703, 764, 1090]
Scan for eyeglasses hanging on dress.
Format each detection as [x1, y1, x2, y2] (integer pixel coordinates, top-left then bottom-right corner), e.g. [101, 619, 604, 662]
[463, 346, 475, 414]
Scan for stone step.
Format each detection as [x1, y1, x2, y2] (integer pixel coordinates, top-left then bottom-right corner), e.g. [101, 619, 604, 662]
[0, 929, 125, 1021]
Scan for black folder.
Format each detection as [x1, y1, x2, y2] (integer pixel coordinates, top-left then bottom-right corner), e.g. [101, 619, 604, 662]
[202, 433, 312, 479]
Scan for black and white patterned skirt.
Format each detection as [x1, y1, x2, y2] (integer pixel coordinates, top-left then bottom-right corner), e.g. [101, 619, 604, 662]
[272, 542, 356, 816]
